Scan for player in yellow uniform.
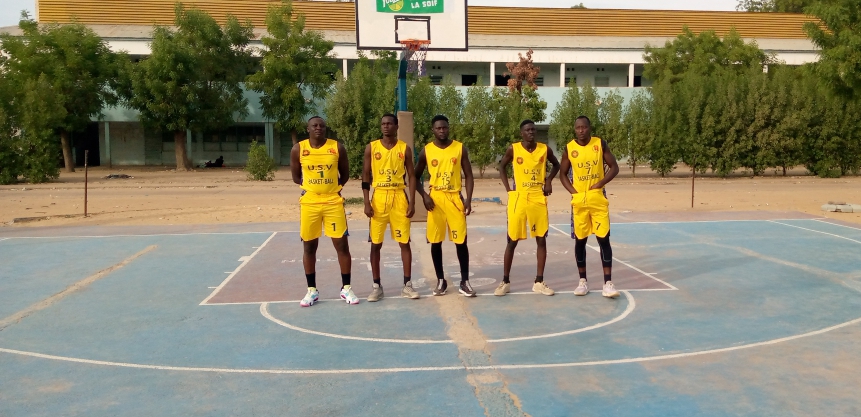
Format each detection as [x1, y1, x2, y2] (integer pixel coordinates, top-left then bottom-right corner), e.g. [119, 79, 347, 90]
[414, 115, 476, 297]
[290, 116, 357, 307]
[559, 116, 621, 298]
[361, 114, 419, 301]
[495, 120, 561, 296]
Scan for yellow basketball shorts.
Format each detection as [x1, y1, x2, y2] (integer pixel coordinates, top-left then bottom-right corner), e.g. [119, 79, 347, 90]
[507, 191, 549, 241]
[427, 191, 467, 244]
[571, 189, 610, 239]
[369, 188, 411, 245]
[299, 192, 348, 241]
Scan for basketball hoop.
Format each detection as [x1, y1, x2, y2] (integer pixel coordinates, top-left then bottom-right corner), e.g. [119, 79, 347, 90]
[400, 39, 430, 76]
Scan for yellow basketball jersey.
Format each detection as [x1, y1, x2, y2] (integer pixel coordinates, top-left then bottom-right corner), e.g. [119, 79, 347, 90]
[425, 141, 463, 192]
[512, 142, 547, 193]
[299, 139, 341, 195]
[370, 139, 407, 190]
[567, 137, 605, 192]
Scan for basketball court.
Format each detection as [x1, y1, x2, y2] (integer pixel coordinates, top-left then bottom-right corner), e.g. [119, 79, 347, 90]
[2, 210, 861, 416]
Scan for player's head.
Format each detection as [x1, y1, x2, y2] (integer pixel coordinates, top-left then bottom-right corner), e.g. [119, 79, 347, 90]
[520, 119, 536, 143]
[381, 113, 398, 138]
[574, 116, 591, 142]
[432, 115, 450, 142]
[307, 116, 327, 140]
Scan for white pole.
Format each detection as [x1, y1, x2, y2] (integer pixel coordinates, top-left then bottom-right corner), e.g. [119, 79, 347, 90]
[628, 63, 635, 87]
[342, 59, 348, 79]
[490, 62, 496, 86]
[560, 63, 566, 87]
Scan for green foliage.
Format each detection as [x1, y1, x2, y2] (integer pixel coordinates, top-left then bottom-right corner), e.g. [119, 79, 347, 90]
[804, 0, 861, 99]
[435, 76, 465, 147]
[324, 52, 398, 178]
[246, 1, 336, 140]
[407, 75, 438, 147]
[459, 81, 495, 177]
[736, 0, 821, 12]
[549, 81, 600, 154]
[623, 90, 653, 177]
[599, 89, 626, 155]
[125, 4, 254, 170]
[245, 140, 278, 181]
[0, 13, 125, 172]
[643, 28, 773, 85]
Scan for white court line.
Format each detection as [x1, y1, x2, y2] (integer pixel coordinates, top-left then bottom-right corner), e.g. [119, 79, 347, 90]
[2, 313, 860, 375]
[769, 221, 861, 245]
[813, 218, 861, 231]
[548, 225, 678, 290]
[199, 232, 278, 305]
[0, 231, 277, 240]
[259, 292, 635, 344]
[549, 218, 826, 226]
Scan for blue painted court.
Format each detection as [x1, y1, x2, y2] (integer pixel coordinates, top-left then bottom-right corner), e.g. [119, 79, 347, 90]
[1, 211, 860, 416]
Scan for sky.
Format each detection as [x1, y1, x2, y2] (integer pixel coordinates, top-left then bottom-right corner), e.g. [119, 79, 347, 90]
[0, 0, 741, 28]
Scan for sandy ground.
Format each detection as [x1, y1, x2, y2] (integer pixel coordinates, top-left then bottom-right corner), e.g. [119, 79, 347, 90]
[1, 165, 860, 228]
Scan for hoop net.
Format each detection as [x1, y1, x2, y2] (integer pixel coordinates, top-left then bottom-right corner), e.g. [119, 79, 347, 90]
[400, 39, 430, 76]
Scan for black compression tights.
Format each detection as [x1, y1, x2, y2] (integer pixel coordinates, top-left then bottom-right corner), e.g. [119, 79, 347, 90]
[574, 235, 613, 269]
[430, 242, 470, 282]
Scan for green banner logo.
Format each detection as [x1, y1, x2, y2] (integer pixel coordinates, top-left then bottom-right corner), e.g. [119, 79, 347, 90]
[377, 0, 444, 14]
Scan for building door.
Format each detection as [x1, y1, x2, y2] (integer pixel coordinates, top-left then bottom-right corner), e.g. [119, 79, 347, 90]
[74, 122, 100, 167]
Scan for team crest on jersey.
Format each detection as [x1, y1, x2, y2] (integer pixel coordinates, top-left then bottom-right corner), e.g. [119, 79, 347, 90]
[431, 159, 439, 167]
[398, 152, 404, 159]
[593, 145, 599, 153]
[451, 157, 457, 164]
[516, 157, 524, 165]
[374, 152, 382, 160]
[539, 156, 545, 163]
[302, 149, 310, 157]
[571, 150, 579, 158]
[328, 148, 337, 155]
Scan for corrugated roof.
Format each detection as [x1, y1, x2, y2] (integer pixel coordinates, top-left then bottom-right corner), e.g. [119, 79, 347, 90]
[37, 0, 817, 39]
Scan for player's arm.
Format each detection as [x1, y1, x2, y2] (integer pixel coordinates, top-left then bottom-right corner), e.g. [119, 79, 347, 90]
[559, 149, 578, 195]
[414, 148, 434, 211]
[590, 139, 619, 190]
[462, 146, 474, 216]
[362, 144, 373, 218]
[337, 142, 350, 187]
[290, 143, 302, 185]
[405, 145, 417, 218]
[498, 145, 514, 193]
[545, 147, 561, 196]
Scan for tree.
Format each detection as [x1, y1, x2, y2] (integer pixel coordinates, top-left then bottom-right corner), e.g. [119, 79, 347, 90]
[571, 3, 587, 8]
[505, 49, 541, 93]
[805, 0, 861, 99]
[643, 28, 773, 85]
[407, 75, 438, 148]
[125, 4, 254, 171]
[246, 1, 336, 147]
[623, 89, 653, 177]
[549, 80, 600, 154]
[436, 76, 464, 148]
[0, 13, 125, 173]
[459, 81, 494, 177]
[324, 52, 398, 178]
[736, 0, 821, 12]
[598, 89, 626, 156]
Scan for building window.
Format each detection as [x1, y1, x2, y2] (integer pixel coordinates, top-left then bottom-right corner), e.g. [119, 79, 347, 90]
[461, 74, 478, 86]
[429, 75, 443, 85]
[495, 74, 510, 87]
[634, 76, 642, 87]
[203, 124, 265, 152]
[594, 76, 610, 87]
[564, 77, 577, 86]
[534, 77, 544, 87]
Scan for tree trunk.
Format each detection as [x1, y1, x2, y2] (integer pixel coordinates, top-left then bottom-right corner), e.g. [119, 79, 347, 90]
[479, 167, 485, 179]
[631, 157, 636, 178]
[174, 130, 191, 171]
[291, 128, 299, 146]
[782, 166, 787, 176]
[60, 129, 75, 173]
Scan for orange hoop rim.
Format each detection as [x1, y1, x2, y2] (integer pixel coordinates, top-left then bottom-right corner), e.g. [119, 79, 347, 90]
[400, 39, 431, 51]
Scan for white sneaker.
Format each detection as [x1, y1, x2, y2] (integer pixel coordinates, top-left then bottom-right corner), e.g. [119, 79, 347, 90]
[300, 288, 319, 307]
[532, 281, 555, 296]
[602, 281, 620, 298]
[367, 283, 384, 302]
[574, 279, 589, 296]
[340, 286, 360, 305]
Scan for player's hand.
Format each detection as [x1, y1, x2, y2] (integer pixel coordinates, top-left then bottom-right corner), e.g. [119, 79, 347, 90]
[422, 194, 435, 211]
[589, 183, 603, 190]
[464, 200, 472, 216]
[406, 202, 415, 219]
[543, 180, 553, 196]
[363, 203, 374, 218]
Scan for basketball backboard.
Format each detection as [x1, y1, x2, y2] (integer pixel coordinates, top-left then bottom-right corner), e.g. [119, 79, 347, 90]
[355, 0, 468, 51]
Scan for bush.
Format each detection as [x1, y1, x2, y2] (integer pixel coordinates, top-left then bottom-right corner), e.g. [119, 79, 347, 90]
[245, 140, 277, 181]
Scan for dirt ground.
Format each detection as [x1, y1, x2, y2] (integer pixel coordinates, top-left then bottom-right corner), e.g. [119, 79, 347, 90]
[1, 165, 860, 227]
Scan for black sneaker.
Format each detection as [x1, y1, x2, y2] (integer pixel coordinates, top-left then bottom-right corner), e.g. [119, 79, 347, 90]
[433, 279, 448, 296]
[459, 280, 476, 297]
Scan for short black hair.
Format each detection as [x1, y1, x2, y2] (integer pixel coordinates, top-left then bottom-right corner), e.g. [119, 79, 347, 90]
[381, 113, 399, 125]
[575, 115, 591, 125]
[431, 115, 449, 125]
[307, 115, 324, 123]
[520, 119, 535, 129]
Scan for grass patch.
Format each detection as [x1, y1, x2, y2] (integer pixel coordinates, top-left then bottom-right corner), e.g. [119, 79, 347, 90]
[344, 197, 365, 205]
